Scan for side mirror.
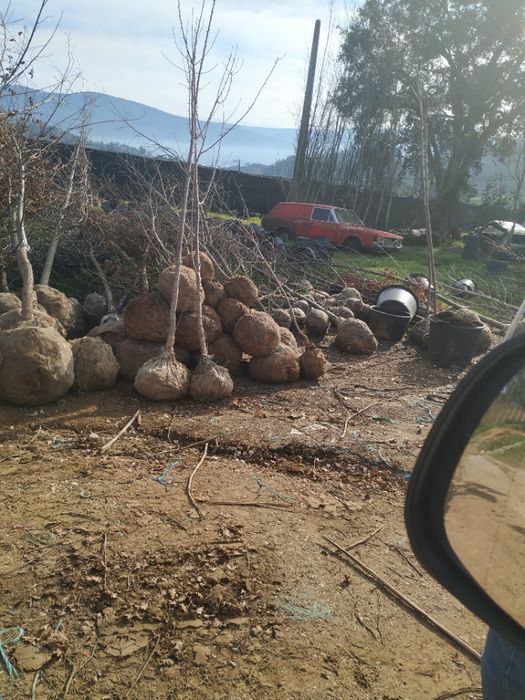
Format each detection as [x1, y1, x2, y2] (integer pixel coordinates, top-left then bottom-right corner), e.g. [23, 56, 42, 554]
[405, 332, 525, 650]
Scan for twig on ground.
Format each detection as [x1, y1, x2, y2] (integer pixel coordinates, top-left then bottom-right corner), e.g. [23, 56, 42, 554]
[101, 532, 108, 592]
[62, 640, 97, 697]
[124, 635, 160, 698]
[341, 400, 383, 438]
[31, 670, 40, 700]
[196, 499, 295, 511]
[388, 544, 424, 577]
[186, 443, 208, 519]
[431, 687, 483, 700]
[322, 535, 481, 663]
[100, 410, 141, 453]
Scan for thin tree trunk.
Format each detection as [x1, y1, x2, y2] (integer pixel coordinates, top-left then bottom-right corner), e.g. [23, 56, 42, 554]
[89, 246, 114, 313]
[0, 268, 8, 292]
[14, 161, 34, 321]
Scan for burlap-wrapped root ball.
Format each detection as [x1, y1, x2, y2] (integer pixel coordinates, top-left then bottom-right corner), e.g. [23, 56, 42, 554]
[87, 315, 125, 351]
[182, 252, 215, 281]
[334, 288, 363, 314]
[69, 297, 87, 337]
[115, 339, 190, 380]
[294, 299, 310, 313]
[0, 293, 21, 314]
[272, 308, 292, 329]
[177, 306, 222, 351]
[331, 306, 355, 320]
[209, 334, 243, 375]
[189, 356, 234, 401]
[334, 319, 378, 355]
[34, 284, 76, 335]
[83, 292, 107, 323]
[291, 308, 306, 326]
[0, 308, 66, 336]
[249, 345, 300, 384]
[409, 318, 430, 347]
[224, 276, 258, 307]
[158, 264, 204, 312]
[135, 352, 190, 401]
[0, 326, 74, 406]
[300, 344, 330, 380]
[203, 279, 226, 309]
[476, 324, 493, 355]
[71, 337, 119, 391]
[279, 327, 298, 350]
[305, 309, 330, 338]
[123, 293, 170, 342]
[217, 298, 248, 333]
[233, 310, 281, 358]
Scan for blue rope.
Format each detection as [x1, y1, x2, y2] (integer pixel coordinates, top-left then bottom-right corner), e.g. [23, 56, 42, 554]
[152, 459, 181, 490]
[0, 626, 24, 680]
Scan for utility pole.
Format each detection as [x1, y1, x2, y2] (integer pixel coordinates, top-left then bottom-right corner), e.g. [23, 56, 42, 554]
[290, 19, 321, 201]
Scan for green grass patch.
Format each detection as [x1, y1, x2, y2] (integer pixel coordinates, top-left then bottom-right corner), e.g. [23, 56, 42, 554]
[332, 246, 524, 318]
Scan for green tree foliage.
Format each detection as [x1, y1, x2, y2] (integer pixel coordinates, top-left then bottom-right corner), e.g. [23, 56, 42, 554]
[336, 0, 525, 233]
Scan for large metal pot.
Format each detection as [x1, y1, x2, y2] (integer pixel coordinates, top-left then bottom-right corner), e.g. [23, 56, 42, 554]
[452, 278, 476, 297]
[375, 285, 418, 318]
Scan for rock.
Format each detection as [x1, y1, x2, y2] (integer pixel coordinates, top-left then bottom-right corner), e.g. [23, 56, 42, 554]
[249, 345, 300, 383]
[224, 276, 259, 307]
[305, 309, 330, 338]
[334, 318, 378, 355]
[233, 310, 281, 357]
[0, 326, 74, 405]
[71, 337, 119, 391]
[123, 293, 170, 342]
[34, 284, 76, 334]
[158, 264, 204, 312]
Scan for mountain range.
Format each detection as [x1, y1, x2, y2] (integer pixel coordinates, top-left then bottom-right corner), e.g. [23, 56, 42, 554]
[2, 85, 297, 167]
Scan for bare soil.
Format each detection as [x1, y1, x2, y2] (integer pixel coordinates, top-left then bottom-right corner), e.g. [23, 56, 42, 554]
[0, 342, 485, 699]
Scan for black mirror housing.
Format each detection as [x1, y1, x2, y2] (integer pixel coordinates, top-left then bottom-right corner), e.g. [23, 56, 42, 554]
[405, 332, 525, 650]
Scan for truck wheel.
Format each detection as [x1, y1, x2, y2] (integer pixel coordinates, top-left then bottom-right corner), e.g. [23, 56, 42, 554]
[343, 237, 363, 253]
[276, 227, 292, 242]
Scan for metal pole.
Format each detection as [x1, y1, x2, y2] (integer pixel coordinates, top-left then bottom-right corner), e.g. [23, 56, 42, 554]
[290, 19, 321, 201]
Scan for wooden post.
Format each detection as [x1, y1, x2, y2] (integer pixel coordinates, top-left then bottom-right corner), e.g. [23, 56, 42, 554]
[290, 19, 321, 201]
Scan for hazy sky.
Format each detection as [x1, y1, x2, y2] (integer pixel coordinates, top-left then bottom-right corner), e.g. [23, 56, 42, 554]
[8, 1, 356, 129]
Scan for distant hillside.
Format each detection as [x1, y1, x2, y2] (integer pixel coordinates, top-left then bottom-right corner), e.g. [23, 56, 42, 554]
[1, 86, 296, 166]
[241, 155, 294, 178]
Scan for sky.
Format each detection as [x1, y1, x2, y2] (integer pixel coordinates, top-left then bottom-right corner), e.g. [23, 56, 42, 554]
[7, 0, 356, 129]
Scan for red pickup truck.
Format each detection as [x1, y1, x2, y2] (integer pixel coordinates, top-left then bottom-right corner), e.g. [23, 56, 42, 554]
[261, 202, 403, 253]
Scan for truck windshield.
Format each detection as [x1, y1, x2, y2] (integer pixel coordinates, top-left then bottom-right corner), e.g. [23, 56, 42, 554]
[333, 208, 365, 226]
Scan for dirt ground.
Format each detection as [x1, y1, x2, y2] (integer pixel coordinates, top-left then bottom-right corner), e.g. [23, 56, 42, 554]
[0, 341, 487, 699]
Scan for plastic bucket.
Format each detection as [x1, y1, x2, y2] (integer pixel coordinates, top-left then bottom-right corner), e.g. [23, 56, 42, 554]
[375, 285, 418, 318]
[368, 305, 411, 342]
[428, 317, 484, 367]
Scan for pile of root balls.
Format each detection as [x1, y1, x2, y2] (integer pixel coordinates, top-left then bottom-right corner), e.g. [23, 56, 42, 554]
[120, 253, 330, 391]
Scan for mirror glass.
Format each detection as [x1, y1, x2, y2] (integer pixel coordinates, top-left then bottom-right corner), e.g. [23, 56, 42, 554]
[445, 366, 525, 625]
